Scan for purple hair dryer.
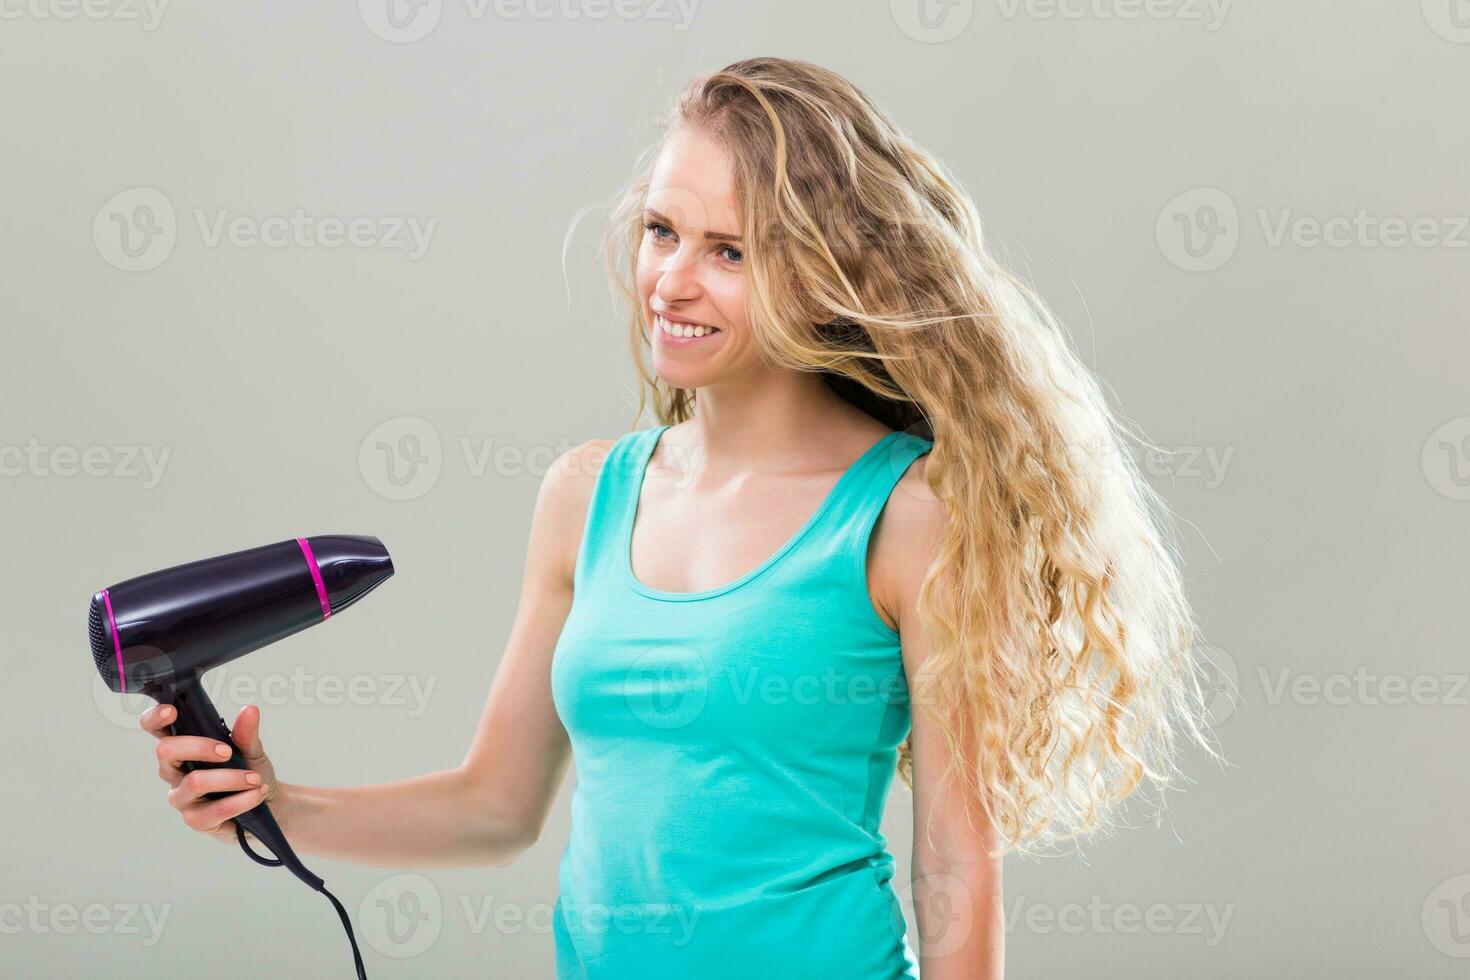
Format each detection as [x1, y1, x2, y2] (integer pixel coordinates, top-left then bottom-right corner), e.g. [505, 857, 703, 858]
[89, 534, 393, 979]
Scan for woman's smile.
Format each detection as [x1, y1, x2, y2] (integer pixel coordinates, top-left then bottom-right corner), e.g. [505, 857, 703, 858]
[654, 311, 726, 345]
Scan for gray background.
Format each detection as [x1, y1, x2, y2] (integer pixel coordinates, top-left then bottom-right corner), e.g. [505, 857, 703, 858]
[3, 2, 1467, 977]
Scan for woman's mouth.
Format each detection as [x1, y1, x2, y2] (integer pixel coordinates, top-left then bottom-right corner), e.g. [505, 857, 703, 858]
[655, 313, 723, 342]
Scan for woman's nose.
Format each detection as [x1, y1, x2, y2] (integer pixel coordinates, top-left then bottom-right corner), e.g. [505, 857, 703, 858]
[654, 246, 702, 303]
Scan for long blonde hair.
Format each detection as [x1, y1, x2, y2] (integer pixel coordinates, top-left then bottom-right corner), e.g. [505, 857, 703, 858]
[591, 57, 1221, 859]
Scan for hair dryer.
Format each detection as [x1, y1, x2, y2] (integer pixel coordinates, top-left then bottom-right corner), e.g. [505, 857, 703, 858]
[88, 534, 393, 979]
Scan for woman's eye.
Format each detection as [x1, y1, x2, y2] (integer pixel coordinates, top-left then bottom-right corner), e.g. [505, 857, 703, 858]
[644, 219, 741, 266]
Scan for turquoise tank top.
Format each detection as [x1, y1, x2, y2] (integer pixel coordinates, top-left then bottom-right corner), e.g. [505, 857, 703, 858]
[550, 423, 933, 979]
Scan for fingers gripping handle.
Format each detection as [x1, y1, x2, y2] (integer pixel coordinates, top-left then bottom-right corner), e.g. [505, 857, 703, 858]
[162, 681, 322, 891]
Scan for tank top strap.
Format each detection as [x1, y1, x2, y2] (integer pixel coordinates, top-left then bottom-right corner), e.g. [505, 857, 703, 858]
[572, 425, 664, 591]
[773, 428, 933, 639]
[814, 429, 935, 554]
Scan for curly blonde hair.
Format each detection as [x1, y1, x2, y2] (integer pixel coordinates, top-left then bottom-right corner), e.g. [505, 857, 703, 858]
[584, 56, 1222, 859]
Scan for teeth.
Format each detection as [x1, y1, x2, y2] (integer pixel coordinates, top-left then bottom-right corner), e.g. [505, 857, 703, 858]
[657, 314, 720, 339]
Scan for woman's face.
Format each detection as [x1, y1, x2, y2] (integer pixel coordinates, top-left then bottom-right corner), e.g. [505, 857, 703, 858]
[636, 124, 754, 389]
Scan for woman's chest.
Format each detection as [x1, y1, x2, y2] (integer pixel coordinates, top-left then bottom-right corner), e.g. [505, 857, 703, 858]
[628, 469, 840, 595]
[549, 584, 908, 749]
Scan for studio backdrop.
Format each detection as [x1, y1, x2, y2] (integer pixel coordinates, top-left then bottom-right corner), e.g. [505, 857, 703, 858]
[2, 3, 1466, 978]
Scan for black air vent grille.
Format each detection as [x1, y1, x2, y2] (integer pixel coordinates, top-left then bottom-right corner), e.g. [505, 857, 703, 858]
[88, 599, 112, 675]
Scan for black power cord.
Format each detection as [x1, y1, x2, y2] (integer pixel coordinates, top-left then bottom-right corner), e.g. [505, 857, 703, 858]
[238, 824, 368, 979]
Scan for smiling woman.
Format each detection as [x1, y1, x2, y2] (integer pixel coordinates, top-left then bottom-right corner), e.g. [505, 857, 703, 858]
[538, 55, 1222, 979]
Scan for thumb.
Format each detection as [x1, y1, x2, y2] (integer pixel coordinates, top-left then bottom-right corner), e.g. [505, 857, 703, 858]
[231, 704, 268, 763]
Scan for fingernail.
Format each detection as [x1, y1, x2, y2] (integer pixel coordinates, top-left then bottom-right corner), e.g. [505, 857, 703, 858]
[215, 745, 232, 758]
[245, 772, 260, 785]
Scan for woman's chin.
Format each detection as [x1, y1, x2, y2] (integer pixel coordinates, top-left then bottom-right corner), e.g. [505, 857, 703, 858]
[652, 360, 712, 389]
[652, 345, 726, 387]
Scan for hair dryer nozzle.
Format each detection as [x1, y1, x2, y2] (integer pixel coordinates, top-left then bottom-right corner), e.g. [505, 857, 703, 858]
[309, 534, 395, 615]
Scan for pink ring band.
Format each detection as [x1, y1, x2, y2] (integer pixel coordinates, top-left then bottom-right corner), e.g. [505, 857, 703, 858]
[296, 537, 332, 620]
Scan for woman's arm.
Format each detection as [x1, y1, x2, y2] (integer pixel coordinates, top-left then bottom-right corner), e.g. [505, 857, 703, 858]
[872, 457, 1006, 979]
[269, 767, 521, 870]
[150, 439, 609, 870]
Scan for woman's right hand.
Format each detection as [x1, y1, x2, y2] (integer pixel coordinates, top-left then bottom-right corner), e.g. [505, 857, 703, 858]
[141, 703, 280, 846]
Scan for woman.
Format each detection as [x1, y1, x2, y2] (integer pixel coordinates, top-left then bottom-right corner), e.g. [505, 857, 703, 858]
[139, 57, 1218, 978]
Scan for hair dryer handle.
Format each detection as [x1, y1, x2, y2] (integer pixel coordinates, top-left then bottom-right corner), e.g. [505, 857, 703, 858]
[163, 682, 323, 891]
[166, 684, 259, 799]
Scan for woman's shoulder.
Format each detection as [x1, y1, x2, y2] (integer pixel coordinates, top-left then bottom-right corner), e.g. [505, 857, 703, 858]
[547, 432, 638, 490]
[531, 432, 646, 583]
[867, 448, 945, 622]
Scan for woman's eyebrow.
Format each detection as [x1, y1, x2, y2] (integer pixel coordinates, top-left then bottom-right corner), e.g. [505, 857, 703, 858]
[644, 208, 742, 243]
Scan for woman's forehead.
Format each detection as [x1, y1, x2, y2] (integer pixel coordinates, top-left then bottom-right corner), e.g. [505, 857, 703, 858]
[645, 129, 741, 235]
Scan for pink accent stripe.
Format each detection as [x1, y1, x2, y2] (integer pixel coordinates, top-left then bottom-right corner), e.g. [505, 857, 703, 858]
[296, 537, 332, 620]
[102, 588, 126, 693]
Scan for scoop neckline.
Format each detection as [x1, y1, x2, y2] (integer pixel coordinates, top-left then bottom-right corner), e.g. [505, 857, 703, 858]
[623, 425, 904, 602]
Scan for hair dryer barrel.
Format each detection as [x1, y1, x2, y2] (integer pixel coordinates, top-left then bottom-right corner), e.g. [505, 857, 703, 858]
[88, 535, 393, 695]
